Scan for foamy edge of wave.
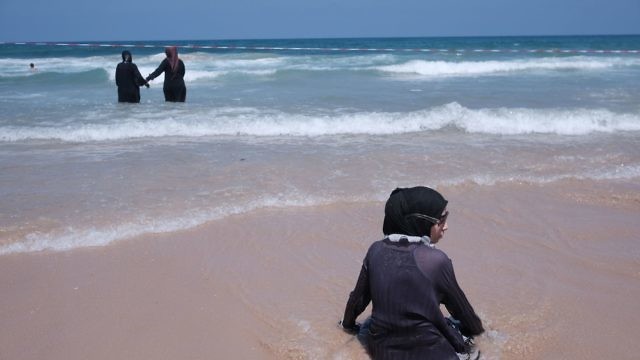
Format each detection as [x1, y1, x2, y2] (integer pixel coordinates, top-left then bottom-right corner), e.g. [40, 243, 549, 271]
[374, 57, 640, 77]
[3, 166, 638, 256]
[2, 103, 639, 142]
[447, 166, 640, 187]
[0, 193, 340, 255]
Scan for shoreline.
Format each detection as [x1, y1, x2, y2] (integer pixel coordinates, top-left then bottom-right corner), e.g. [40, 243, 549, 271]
[1, 179, 639, 359]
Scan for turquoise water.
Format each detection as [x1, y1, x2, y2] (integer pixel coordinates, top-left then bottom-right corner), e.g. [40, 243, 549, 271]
[2, 35, 640, 139]
[1, 35, 639, 253]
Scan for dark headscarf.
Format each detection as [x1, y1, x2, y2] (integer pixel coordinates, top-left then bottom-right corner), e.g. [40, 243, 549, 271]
[121, 50, 132, 63]
[382, 186, 448, 237]
[165, 46, 179, 72]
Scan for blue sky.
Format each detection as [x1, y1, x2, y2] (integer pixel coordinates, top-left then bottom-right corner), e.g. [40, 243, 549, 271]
[1, 0, 639, 42]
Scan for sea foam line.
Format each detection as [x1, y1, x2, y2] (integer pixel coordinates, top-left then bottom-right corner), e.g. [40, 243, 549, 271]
[2, 53, 638, 80]
[3, 164, 638, 256]
[0, 193, 336, 255]
[374, 57, 640, 76]
[1, 103, 639, 142]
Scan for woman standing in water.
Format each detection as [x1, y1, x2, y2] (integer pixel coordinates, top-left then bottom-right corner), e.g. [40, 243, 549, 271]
[146, 46, 186, 102]
[341, 186, 484, 359]
[115, 50, 148, 103]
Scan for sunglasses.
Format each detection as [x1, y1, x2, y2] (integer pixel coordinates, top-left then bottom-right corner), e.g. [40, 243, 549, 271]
[405, 210, 449, 225]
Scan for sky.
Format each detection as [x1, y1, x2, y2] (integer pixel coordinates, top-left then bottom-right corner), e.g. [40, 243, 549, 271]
[1, 0, 639, 42]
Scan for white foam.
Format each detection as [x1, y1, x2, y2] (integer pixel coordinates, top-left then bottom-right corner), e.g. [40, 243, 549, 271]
[453, 105, 640, 135]
[375, 57, 640, 77]
[0, 192, 334, 255]
[582, 163, 640, 180]
[0, 53, 282, 82]
[4, 53, 637, 83]
[0, 56, 113, 78]
[139, 52, 283, 81]
[0, 52, 399, 81]
[1, 103, 638, 142]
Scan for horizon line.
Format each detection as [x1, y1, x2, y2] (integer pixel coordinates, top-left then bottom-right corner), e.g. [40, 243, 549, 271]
[2, 33, 640, 44]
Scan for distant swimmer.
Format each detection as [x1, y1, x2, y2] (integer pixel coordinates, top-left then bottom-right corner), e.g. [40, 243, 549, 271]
[29, 63, 37, 72]
[115, 50, 149, 103]
[146, 46, 186, 102]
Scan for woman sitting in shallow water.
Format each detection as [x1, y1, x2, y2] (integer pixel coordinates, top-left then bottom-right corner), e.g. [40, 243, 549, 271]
[341, 186, 484, 359]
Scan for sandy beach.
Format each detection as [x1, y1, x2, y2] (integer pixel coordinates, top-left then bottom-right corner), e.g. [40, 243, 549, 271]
[1, 179, 639, 359]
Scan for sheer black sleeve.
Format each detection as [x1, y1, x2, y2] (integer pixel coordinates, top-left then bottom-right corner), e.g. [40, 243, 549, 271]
[342, 260, 371, 331]
[146, 59, 168, 81]
[132, 64, 147, 86]
[439, 257, 484, 337]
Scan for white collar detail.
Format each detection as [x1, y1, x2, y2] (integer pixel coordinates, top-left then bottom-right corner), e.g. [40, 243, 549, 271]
[385, 234, 435, 248]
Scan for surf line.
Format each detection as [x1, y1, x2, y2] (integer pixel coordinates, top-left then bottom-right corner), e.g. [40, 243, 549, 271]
[3, 41, 640, 54]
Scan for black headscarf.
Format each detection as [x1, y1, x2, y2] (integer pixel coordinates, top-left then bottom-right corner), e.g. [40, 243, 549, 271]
[121, 50, 132, 63]
[382, 186, 448, 237]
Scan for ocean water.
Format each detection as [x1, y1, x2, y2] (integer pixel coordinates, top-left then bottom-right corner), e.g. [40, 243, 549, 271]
[1, 35, 639, 254]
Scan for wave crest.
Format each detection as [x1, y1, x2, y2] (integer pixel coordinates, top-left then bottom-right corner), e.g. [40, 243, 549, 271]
[0, 193, 333, 255]
[1, 103, 639, 142]
[375, 57, 640, 77]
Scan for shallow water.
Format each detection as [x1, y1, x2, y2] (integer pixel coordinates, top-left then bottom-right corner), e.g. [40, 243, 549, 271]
[1, 181, 639, 359]
[2, 36, 639, 254]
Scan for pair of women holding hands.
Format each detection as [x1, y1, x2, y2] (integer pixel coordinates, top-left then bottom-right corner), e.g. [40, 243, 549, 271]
[115, 46, 186, 103]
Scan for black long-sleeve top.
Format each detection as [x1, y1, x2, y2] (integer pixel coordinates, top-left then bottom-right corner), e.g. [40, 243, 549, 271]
[342, 238, 484, 358]
[146, 58, 185, 89]
[115, 62, 146, 103]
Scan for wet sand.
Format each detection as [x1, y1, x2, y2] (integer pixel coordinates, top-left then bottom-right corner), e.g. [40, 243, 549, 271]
[1, 179, 639, 359]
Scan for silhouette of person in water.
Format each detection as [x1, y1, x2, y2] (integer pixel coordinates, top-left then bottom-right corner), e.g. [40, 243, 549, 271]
[115, 50, 149, 103]
[29, 63, 37, 72]
[146, 46, 186, 102]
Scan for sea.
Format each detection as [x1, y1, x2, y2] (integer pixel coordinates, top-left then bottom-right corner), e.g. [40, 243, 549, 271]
[0, 35, 639, 254]
[1, 35, 640, 359]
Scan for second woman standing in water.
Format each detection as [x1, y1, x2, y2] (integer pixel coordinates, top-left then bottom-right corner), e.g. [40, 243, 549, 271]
[146, 46, 186, 102]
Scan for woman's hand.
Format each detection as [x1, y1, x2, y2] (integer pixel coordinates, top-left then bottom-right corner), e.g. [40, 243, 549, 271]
[338, 320, 361, 335]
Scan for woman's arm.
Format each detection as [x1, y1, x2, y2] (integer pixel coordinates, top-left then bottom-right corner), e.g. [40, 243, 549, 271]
[132, 64, 148, 87]
[439, 258, 484, 337]
[178, 60, 185, 78]
[146, 59, 168, 81]
[341, 261, 371, 333]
